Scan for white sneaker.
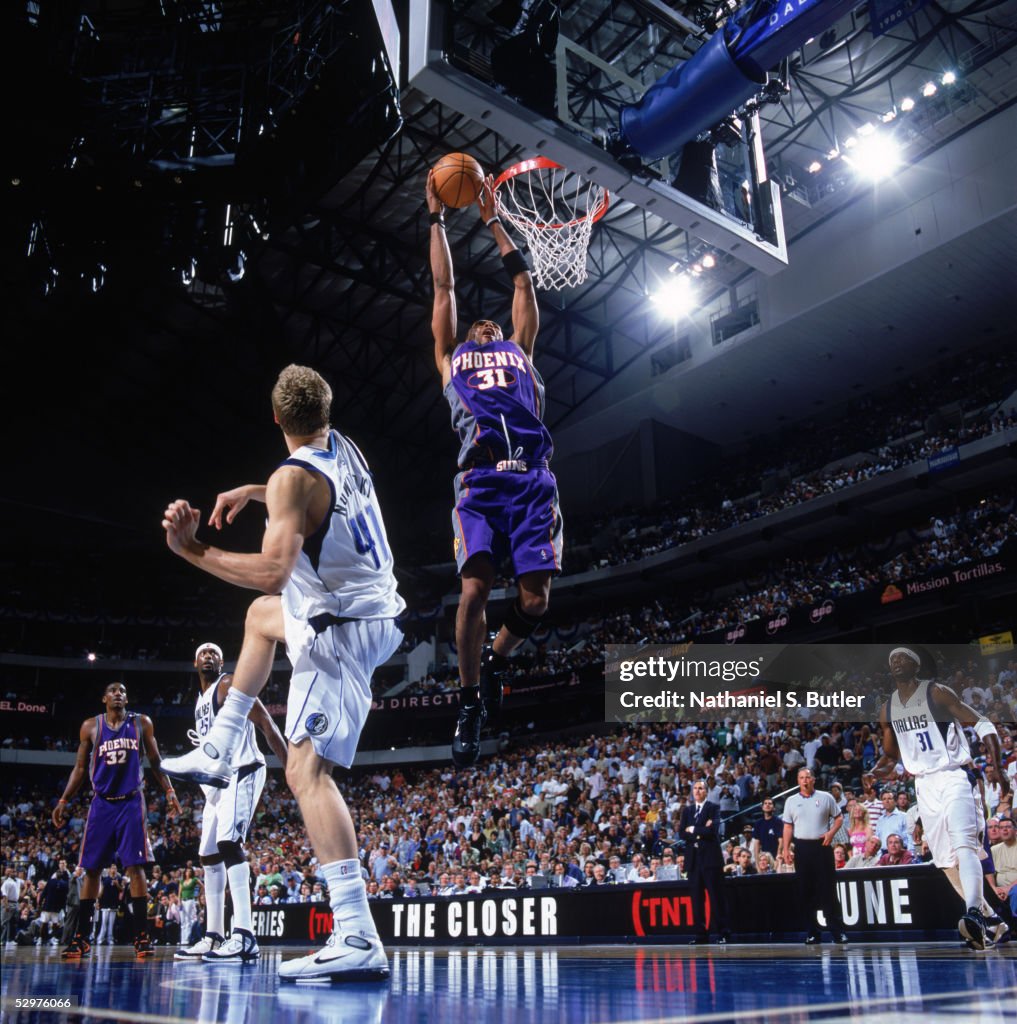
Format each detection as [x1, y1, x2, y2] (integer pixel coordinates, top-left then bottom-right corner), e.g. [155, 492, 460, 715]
[278, 931, 389, 983]
[161, 746, 232, 788]
[203, 929, 259, 964]
[174, 932, 224, 960]
[986, 914, 1010, 945]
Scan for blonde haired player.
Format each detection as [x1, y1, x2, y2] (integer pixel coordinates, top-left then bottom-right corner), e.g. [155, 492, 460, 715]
[159, 364, 404, 981]
[874, 647, 1010, 949]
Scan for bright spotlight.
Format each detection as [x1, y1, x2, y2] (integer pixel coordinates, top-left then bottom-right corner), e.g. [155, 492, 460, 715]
[922, 81, 937, 97]
[941, 70, 956, 85]
[857, 122, 876, 136]
[807, 160, 822, 174]
[86, 652, 97, 663]
[843, 133, 902, 182]
[880, 110, 897, 123]
[701, 253, 716, 269]
[900, 97, 915, 111]
[843, 135, 857, 149]
[651, 275, 696, 319]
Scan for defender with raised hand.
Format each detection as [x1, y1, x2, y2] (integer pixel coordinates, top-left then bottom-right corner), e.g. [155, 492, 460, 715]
[159, 364, 404, 982]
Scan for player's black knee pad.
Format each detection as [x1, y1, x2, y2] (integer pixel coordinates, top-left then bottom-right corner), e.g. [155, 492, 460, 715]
[217, 841, 245, 868]
[503, 598, 541, 640]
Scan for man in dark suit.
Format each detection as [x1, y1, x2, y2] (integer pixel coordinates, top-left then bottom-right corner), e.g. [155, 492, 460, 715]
[679, 780, 731, 944]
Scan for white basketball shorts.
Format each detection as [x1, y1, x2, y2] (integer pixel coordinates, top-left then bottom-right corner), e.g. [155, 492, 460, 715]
[283, 617, 402, 768]
[198, 764, 267, 856]
[914, 766, 983, 869]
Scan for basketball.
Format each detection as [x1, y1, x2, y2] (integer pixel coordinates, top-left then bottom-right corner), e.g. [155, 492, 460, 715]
[432, 152, 485, 209]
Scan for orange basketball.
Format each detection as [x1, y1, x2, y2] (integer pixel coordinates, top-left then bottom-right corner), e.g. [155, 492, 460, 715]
[432, 153, 485, 209]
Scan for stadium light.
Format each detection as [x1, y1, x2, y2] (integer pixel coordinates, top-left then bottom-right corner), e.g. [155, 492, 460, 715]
[843, 132, 902, 182]
[651, 274, 696, 319]
[922, 81, 937, 97]
[807, 160, 822, 173]
[941, 70, 956, 85]
[900, 97, 916, 112]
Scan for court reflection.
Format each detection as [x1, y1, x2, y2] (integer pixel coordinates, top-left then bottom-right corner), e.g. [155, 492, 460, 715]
[2, 944, 1016, 1024]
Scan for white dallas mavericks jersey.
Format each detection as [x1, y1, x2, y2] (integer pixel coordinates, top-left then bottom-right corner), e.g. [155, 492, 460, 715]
[280, 430, 404, 622]
[888, 680, 972, 776]
[193, 675, 264, 770]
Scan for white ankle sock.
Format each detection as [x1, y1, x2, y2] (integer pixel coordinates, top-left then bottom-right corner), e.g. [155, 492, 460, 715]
[956, 847, 984, 911]
[203, 862, 227, 936]
[226, 861, 253, 933]
[205, 690, 255, 761]
[321, 860, 377, 941]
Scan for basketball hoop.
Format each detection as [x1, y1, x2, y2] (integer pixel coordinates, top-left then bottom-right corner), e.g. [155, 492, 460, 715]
[493, 156, 609, 291]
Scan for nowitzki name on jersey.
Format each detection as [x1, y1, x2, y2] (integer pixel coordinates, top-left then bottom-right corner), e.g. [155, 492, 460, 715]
[603, 643, 1013, 725]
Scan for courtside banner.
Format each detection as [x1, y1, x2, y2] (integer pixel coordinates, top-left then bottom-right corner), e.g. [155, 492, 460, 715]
[604, 643, 1016, 725]
[252, 868, 963, 945]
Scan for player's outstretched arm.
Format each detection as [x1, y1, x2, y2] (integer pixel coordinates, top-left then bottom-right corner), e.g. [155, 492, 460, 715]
[478, 176, 538, 358]
[139, 714, 182, 818]
[933, 683, 1011, 797]
[428, 169, 457, 386]
[209, 484, 267, 529]
[249, 699, 289, 770]
[162, 467, 308, 594]
[53, 720, 94, 827]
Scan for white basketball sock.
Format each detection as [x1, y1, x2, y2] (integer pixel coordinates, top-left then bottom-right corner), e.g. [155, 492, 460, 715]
[321, 859, 377, 941]
[226, 861, 253, 933]
[956, 847, 984, 912]
[206, 690, 256, 761]
[203, 862, 227, 936]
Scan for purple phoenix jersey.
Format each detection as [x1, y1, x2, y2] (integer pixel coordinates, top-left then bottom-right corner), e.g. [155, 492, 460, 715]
[79, 713, 151, 871]
[445, 338, 563, 576]
[90, 713, 144, 797]
[444, 338, 553, 468]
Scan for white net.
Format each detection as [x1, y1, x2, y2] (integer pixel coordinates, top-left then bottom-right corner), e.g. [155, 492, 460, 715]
[495, 159, 608, 291]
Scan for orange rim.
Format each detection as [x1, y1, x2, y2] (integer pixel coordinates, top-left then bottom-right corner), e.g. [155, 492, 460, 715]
[493, 156, 610, 230]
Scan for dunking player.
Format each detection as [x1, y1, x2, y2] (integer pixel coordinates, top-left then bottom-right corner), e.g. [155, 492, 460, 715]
[174, 642, 288, 964]
[158, 364, 405, 982]
[874, 647, 1011, 949]
[427, 170, 563, 767]
[53, 682, 181, 959]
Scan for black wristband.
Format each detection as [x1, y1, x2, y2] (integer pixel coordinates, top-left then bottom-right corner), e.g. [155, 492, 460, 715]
[485, 216, 502, 228]
[502, 249, 529, 279]
[429, 211, 445, 227]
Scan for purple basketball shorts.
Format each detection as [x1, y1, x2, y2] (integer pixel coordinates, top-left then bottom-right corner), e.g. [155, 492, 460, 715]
[452, 464, 563, 576]
[79, 792, 152, 872]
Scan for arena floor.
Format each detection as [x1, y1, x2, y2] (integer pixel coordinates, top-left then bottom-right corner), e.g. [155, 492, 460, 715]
[2, 943, 1015, 1023]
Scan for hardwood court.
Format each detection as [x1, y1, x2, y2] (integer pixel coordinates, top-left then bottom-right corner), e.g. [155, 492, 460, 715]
[2, 942, 1015, 1023]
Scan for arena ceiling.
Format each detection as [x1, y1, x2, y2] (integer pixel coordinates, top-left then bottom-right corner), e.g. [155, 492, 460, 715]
[3, 0, 1016, 608]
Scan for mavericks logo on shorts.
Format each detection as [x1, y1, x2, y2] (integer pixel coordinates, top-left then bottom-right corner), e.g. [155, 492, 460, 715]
[305, 712, 329, 736]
